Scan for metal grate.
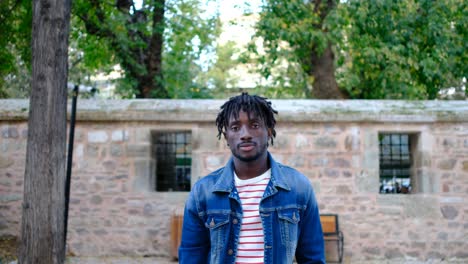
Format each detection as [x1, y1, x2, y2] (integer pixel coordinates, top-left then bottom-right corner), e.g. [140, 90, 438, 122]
[153, 131, 191, 192]
[379, 134, 412, 194]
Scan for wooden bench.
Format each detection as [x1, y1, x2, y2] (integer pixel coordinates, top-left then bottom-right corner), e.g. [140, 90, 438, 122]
[320, 214, 344, 263]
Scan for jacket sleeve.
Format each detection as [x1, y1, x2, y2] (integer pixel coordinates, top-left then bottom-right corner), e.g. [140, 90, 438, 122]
[295, 185, 326, 264]
[178, 185, 210, 263]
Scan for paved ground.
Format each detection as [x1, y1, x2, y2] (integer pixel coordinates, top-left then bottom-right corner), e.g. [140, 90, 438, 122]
[66, 257, 176, 264]
[64, 257, 468, 264]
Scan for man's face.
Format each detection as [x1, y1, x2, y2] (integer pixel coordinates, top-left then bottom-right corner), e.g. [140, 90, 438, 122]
[224, 110, 271, 163]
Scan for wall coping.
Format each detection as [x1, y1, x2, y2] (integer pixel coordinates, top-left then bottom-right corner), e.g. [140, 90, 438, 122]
[1, 99, 467, 123]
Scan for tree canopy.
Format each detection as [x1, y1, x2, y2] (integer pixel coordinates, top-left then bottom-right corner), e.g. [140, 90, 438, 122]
[0, 0, 466, 99]
[252, 0, 467, 99]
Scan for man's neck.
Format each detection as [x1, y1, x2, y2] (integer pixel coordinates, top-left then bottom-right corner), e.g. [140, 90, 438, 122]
[233, 152, 270, 180]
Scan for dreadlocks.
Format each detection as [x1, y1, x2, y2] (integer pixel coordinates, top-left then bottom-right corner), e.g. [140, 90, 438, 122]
[216, 92, 278, 145]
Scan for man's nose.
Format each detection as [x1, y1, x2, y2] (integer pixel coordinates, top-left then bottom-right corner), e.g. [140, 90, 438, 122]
[240, 126, 252, 140]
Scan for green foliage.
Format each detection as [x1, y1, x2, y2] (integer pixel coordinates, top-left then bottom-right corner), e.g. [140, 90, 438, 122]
[163, 0, 219, 98]
[0, 0, 32, 98]
[340, 0, 467, 99]
[250, 0, 347, 98]
[197, 40, 241, 98]
[253, 0, 467, 99]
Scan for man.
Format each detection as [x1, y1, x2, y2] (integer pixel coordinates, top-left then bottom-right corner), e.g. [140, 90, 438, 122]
[179, 93, 325, 263]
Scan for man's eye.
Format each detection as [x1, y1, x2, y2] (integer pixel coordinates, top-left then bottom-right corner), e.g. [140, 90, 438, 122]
[252, 123, 259, 128]
[230, 126, 239, 131]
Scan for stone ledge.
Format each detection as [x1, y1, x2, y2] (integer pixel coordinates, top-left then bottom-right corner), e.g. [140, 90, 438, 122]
[1, 99, 467, 123]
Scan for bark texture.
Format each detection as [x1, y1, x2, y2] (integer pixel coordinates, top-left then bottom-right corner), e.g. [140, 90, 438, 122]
[305, 0, 347, 99]
[19, 0, 71, 263]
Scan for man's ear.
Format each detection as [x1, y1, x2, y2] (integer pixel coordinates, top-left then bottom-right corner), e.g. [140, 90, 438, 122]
[223, 131, 227, 140]
[267, 128, 273, 138]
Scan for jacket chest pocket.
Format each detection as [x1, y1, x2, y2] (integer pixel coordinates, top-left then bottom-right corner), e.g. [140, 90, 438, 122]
[277, 208, 300, 251]
[205, 213, 230, 253]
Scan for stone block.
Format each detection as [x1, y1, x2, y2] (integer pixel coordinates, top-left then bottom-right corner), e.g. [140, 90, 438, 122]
[103, 160, 117, 172]
[356, 170, 379, 193]
[1, 127, 19, 138]
[442, 138, 457, 148]
[310, 157, 328, 167]
[384, 248, 404, 259]
[336, 185, 352, 195]
[205, 155, 224, 168]
[440, 205, 458, 220]
[363, 247, 380, 255]
[310, 181, 320, 193]
[0, 156, 14, 168]
[127, 144, 151, 157]
[287, 154, 305, 168]
[110, 144, 123, 157]
[333, 158, 350, 168]
[363, 150, 379, 171]
[414, 169, 438, 193]
[323, 168, 339, 178]
[0, 194, 22, 202]
[135, 129, 150, 142]
[112, 130, 129, 142]
[437, 159, 457, 170]
[440, 196, 464, 203]
[90, 195, 103, 205]
[272, 136, 289, 150]
[295, 134, 308, 148]
[88, 131, 108, 143]
[192, 127, 220, 151]
[363, 130, 377, 148]
[86, 144, 100, 157]
[314, 137, 337, 148]
[133, 159, 154, 192]
[462, 161, 468, 172]
[403, 196, 440, 219]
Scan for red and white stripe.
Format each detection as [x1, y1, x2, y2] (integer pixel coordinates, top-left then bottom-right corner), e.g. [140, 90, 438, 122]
[234, 169, 271, 264]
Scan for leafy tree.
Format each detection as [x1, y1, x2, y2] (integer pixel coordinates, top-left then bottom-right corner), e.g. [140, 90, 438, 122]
[73, 0, 168, 98]
[197, 40, 241, 98]
[252, 0, 348, 99]
[341, 0, 467, 99]
[74, 0, 218, 98]
[161, 1, 218, 99]
[0, 0, 32, 98]
[253, 0, 466, 99]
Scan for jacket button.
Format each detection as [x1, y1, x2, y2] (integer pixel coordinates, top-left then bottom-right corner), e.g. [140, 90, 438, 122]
[228, 249, 233, 255]
[233, 219, 238, 224]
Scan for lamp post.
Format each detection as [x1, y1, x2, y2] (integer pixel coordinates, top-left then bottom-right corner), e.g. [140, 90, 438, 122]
[64, 82, 95, 244]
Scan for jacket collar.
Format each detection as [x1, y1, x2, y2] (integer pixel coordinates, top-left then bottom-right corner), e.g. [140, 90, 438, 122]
[212, 152, 291, 193]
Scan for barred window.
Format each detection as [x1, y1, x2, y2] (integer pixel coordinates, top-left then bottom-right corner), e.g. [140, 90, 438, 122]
[152, 131, 191, 192]
[379, 133, 412, 194]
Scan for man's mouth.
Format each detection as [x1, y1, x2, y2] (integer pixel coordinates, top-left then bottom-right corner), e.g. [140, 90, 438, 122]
[238, 142, 256, 152]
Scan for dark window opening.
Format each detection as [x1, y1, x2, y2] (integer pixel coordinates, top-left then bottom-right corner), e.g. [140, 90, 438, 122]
[379, 133, 412, 194]
[152, 131, 191, 192]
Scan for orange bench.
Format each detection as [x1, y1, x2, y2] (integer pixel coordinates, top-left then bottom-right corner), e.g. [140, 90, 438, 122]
[320, 214, 344, 263]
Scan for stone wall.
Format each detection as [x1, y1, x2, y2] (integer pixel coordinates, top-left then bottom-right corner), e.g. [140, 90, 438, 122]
[1, 99, 467, 263]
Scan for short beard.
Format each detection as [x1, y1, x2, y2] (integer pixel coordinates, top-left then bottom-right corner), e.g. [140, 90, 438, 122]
[232, 142, 268, 162]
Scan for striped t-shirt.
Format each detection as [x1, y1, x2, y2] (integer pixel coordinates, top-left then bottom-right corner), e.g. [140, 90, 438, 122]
[234, 169, 271, 264]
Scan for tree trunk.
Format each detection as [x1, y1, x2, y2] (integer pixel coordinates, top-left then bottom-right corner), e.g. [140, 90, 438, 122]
[79, 0, 168, 98]
[308, 44, 346, 99]
[137, 0, 167, 98]
[306, 0, 347, 99]
[19, 0, 71, 263]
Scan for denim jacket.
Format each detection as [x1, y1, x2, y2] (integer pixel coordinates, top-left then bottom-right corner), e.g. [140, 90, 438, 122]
[179, 153, 325, 264]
